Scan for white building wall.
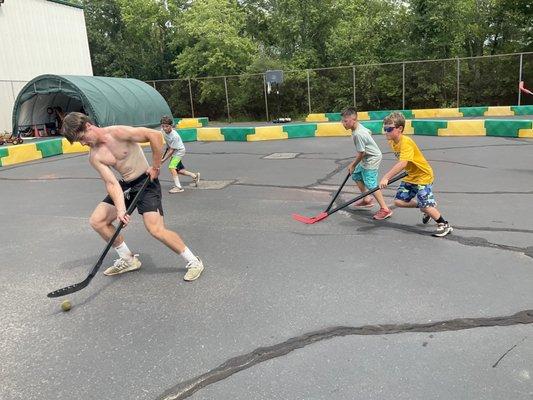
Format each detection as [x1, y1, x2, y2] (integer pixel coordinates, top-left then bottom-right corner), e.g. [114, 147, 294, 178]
[0, 0, 93, 132]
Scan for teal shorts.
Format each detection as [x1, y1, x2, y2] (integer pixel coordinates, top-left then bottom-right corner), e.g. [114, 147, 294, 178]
[351, 164, 378, 189]
[168, 156, 185, 171]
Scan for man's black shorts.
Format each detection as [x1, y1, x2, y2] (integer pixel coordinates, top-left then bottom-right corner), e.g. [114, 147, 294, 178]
[102, 174, 164, 215]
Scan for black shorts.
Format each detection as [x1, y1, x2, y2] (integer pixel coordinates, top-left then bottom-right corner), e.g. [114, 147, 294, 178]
[102, 174, 164, 215]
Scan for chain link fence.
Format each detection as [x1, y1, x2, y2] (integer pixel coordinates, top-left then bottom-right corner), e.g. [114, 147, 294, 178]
[148, 52, 533, 121]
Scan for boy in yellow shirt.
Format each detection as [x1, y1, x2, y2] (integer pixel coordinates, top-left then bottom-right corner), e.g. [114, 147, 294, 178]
[378, 112, 453, 237]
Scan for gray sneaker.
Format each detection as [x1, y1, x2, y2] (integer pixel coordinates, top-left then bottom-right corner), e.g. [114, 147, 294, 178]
[183, 257, 204, 281]
[193, 172, 201, 187]
[433, 222, 453, 237]
[104, 255, 141, 276]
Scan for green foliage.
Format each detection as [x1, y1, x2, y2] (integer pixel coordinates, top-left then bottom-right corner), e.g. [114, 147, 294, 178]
[83, 0, 533, 118]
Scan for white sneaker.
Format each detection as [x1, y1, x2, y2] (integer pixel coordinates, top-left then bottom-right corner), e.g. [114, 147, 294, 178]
[169, 186, 184, 193]
[104, 255, 141, 276]
[193, 172, 201, 187]
[183, 257, 204, 281]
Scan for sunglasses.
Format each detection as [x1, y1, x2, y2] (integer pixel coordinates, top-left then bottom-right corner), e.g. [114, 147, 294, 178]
[383, 125, 396, 133]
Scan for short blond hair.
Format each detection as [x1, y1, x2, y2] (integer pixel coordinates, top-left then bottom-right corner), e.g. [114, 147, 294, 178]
[383, 112, 405, 129]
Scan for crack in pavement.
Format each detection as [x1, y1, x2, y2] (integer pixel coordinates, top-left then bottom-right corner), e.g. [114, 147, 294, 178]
[157, 310, 533, 400]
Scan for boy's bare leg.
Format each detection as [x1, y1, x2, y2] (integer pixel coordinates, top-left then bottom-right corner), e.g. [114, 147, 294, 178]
[177, 169, 196, 178]
[420, 206, 441, 221]
[372, 189, 390, 211]
[394, 199, 418, 208]
[355, 181, 373, 204]
[89, 203, 125, 247]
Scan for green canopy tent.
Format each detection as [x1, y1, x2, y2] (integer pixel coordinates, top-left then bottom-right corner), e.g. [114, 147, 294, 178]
[12, 74, 172, 135]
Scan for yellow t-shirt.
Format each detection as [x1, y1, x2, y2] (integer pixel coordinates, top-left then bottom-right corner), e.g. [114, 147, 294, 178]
[389, 135, 434, 184]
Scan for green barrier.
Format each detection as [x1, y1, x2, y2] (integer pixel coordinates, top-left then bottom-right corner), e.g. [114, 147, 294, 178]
[459, 106, 488, 116]
[325, 113, 342, 122]
[36, 139, 63, 158]
[361, 121, 383, 134]
[220, 127, 255, 141]
[412, 120, 448, 136]
[283, 124, 317, 139]
[485, 120, 532, 138]
[511, 105, 533, 115]
[177, 128, 198, 142]
[368, 110, 414, 120]
[0, 147, 8, 166]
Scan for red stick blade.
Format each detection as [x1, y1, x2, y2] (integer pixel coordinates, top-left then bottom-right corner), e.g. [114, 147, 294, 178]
[291, 212, 328, 224]
[292, 213, 316, 224]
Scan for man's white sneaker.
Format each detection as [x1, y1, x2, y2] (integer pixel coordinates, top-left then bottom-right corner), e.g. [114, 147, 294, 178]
[169, 186, 184, 193]
[193, 172, 201, 187]
[183, 257, 204, 281]
[104, 255, 141, 276]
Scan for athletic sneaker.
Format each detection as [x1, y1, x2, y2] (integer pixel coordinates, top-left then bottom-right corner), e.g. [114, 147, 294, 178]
[104, 255, 141, 276]
[193, 172, 201, 187]
[373, 208, 393, 220]
[169, 186, 184, 193]
[183, 257, 204, 281]
[433, 222, 453, 237]
[422, 213, 431, 224]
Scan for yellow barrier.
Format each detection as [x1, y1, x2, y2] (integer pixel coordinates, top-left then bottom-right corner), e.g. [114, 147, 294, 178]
[61, 138, 90, 153]
[315, 123, 350, 137]
[1, 142, 43, 166]
[177, 118, 202, 129]
[357, 112, 370, 121]
[305, 113, 328, 122]
[484, 106, 513, 116]
[438, 120, 486, 136]
[436, 108, 463, 117]
[518, 127, 533, 138]
[197, 128, 225, 141]
[247, 126, 287, 141]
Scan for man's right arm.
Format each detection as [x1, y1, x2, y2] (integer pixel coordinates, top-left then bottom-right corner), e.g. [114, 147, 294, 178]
[90, 157, 129, 224]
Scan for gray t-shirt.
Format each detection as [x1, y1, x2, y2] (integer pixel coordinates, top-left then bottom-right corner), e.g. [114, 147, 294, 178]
[351, 123, 382, 169]
[162, 129, 186, 157]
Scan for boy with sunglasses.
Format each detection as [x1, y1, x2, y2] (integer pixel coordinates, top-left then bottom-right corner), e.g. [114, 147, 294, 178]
[379, 112, 453, 237]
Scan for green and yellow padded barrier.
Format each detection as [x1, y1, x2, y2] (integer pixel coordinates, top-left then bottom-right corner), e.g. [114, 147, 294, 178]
[412, 120, 448, 136]
[0, 147, 9, 166]
[459, 106, 488, 116]
[176, 128, 197, 142]
[305, 113, 328, 122]
[62, 138, 89, 153]
[0, 142, 43, 166]
[174, 117, 209, 128]
[485, 120, 533, 138]
[247, 126, 287, 141]
[511, 105, 533, 115]
[197, 127, 224, 141]
[220, 127, 255, 141]
[484, 106, 513, 116]
[36, 139, 63, 158]
[283, 124, 317, 139]
[315, 123, 350, 137]
[437, 120, 486, 136]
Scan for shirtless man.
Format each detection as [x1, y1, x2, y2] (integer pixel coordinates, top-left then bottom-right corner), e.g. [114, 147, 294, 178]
[61, 112, 204, 281]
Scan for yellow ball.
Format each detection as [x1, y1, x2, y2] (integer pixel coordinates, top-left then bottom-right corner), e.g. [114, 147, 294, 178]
[61, 300, 72, 312]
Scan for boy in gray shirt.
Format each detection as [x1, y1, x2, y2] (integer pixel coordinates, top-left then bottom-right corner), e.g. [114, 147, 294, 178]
[342, 107, 392, 220]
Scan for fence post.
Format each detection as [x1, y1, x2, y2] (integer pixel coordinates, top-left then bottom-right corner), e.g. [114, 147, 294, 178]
[518, 53, 523, 106]
[188, 78, 195, 118]
[224, 76, 231, 122]
[352, 66, 356, 107]
[263, 74, 269, 122]
[306, 70, 311, 114]
[402, 62, 406, 110]
[456, 58, 460, 108]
